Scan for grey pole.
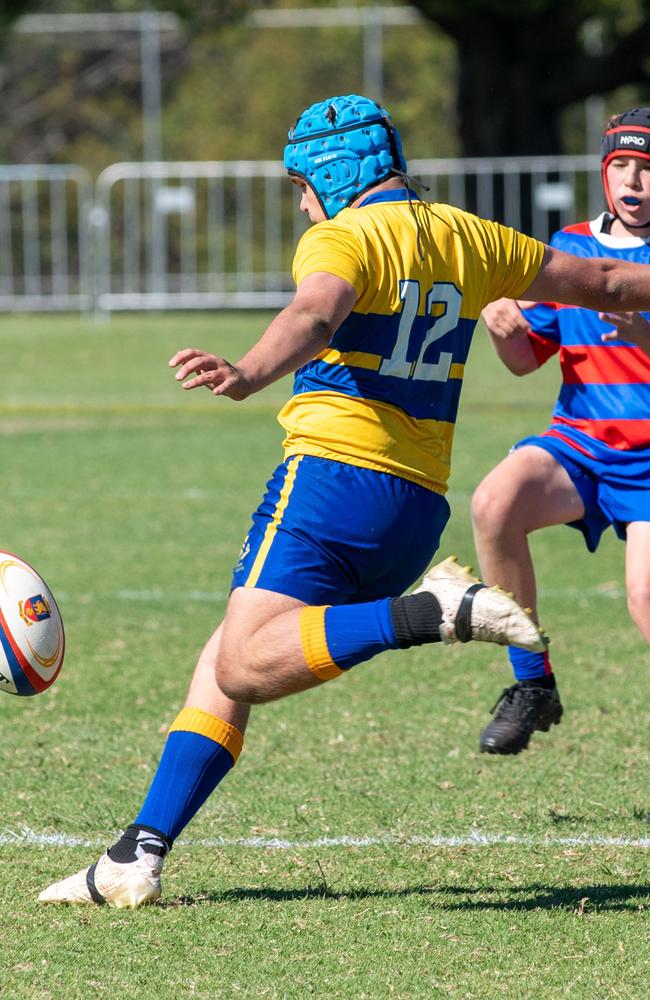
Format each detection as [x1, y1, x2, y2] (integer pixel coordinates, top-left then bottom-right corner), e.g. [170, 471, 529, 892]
[363, 7, 384, 102]
[140, 12, 166, 294]
[140, 11, 163, 164]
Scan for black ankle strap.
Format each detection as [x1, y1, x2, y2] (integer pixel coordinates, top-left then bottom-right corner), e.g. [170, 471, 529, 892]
[455, 583, 485, 643]
[86, 861, 107, 905]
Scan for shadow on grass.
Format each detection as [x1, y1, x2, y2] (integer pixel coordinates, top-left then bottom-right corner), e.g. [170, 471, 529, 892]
[166, 882, 649, 912]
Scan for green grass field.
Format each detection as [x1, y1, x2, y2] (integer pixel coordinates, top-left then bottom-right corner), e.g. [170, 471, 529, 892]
[0, 313, 648, 999]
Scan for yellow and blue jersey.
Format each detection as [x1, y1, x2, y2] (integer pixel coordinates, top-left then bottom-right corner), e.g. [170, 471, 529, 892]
[279, 189, 545, 493]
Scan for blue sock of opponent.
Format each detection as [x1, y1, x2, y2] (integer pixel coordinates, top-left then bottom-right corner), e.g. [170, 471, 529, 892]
[508, 646, 554, 685]
[108, 707, 243, 862]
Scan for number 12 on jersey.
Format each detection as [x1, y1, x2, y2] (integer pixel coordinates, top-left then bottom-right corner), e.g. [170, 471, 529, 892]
[379, 279, 460, 382]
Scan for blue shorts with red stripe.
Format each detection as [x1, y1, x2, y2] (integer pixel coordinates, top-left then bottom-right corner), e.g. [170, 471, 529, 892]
[514, 424, 650, 552]
[231, 455, 450, 605]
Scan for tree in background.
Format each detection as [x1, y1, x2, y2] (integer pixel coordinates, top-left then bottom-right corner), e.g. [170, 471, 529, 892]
[2, 0, 650, 165]
[0, 1, 25, 34]
[410, 0, 650, 155]
[0, 0, 456, 169]
[0, 0, 272, 164]
[162, 17, 456, 163]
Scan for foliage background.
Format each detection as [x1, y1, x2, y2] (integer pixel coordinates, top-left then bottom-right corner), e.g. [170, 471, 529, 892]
[1, 0, 650, 171]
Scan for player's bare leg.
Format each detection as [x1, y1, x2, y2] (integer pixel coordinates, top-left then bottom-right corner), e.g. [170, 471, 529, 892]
[471, 446, 584, 754]
[625, 522, 650, 643]
[217, 589, 319, 702]
[183, 623, 251, 731]
[472, 445, 586, 613]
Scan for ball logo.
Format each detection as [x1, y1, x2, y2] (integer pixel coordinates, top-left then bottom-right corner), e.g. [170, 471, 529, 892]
[19, 594, 52, 626]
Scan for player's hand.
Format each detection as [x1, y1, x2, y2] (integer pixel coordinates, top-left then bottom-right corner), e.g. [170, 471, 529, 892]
[599, 312, 650, 355]
[481, 298, 532, 340]
[169, 348, 250, 400]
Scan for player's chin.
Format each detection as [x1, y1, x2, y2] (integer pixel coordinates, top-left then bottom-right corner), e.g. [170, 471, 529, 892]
[618, 204, 650, 226]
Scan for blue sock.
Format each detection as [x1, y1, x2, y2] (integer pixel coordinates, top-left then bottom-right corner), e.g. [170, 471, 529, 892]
[324, 599, 399, 670]
[508, 646, 552, 682]
[300, 594, 442, 682]
[135, 707, 243, 843]
[300, 598, 399, 681]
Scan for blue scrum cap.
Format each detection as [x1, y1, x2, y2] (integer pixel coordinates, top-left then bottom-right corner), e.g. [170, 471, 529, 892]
[283, 94, 407, 219]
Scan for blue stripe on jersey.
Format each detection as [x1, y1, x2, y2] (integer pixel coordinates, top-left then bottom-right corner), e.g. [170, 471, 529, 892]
[293, 312, 474, 421]
[524, 223, 650, 347]
[525, 303, 650, 348]
[555, 227, 650, 264]
[571, 308, 648, 346]
[521, 302, 560, 342]
[293, 357, 465, 422]
[329, 308, 475, 368]
[556, 382, 650, 421]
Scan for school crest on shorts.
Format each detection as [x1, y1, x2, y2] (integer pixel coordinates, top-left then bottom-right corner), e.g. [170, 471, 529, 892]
[234, 537, 251, 574]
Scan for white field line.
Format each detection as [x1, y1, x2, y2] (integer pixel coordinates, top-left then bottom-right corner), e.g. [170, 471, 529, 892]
[1, 827, 648, 850]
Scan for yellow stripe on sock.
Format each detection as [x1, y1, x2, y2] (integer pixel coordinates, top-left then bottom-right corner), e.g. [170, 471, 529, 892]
[300, 606, 343, 681]
[169, 707, 244, 763]
[245, 455, 303, 589]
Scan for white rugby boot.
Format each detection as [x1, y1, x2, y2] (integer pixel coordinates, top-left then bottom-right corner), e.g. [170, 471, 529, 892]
[414, 556, 547, 652]
[38, 851, 163, 908]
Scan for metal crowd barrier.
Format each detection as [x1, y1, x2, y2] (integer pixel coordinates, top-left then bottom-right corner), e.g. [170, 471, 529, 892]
[0, 155, 602, 314]
[0, 164, 93, 311]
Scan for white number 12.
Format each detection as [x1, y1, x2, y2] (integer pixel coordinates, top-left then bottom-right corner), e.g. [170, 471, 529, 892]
[379, 279, 460, 382]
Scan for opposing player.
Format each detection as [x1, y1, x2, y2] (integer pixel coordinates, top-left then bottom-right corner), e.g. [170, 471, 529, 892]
[40, 97, 650, 907]
[472, 108, 650, 755]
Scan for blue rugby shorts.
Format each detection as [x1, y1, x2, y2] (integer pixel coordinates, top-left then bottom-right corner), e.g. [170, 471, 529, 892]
[514, 427, 650, 552]
[231, 454, 450, 605]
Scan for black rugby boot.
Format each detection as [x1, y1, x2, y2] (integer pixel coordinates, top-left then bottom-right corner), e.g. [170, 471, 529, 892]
[479, 679, 563, 755]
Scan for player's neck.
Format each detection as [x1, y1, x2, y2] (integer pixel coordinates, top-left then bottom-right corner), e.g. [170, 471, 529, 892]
[609, 215, 650, 239]
[350, 177, 405, 208]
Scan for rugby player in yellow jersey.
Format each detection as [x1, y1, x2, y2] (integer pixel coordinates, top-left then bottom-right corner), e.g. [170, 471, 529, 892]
[40, 95, 650, 907]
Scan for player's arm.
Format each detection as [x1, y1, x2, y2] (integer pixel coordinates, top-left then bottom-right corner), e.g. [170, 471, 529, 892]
[523, 244, 650, 312]
[169, 271, 358, 400]
[480, 298, 539, 376]
[599, 311, 650, 356]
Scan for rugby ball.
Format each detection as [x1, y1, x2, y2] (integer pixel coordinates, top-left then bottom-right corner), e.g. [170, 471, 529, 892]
[0, 552, 65, 696]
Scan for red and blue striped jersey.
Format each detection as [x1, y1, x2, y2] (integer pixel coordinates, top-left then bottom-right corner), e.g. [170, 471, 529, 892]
[522, 213, 650, 454]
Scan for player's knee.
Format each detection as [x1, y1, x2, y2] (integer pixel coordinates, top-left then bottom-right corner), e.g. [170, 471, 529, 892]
[216, 651, 270, 705]
[218, 670, 267, 705]
[471, 480, 512, 537]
